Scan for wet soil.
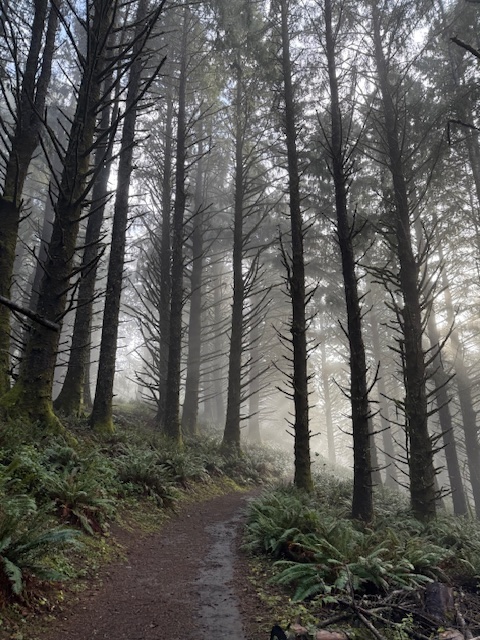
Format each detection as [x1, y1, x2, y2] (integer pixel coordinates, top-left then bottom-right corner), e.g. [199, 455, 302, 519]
[32, 490, 265, 640]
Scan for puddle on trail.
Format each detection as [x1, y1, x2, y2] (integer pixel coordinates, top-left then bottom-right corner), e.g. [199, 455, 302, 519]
[195, 509, 246, 640]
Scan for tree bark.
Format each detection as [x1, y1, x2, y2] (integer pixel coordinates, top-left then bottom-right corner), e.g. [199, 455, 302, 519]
[278, 0, 312, 491]
[320, 331, 336, 465]
[155, 94, 173, 428]
[0, 0, 112, 431]
[91, 0, 149, 435]
[222, 63, 245, 454]
[426, 311, 468, 515]
[181, 147, 205, 436]
[248, 301, 262, 444]
[0, 0, 59, 395]
[369, 302, 398, 488]
[438, 252, 480, 517]
[213, 265, 226, 426]
[164, 7, 189, 444]
[372, 4, 436, 520]
[55, 72, 117, 416]
[324, 0, 373, 520]
[433, 10, 480, 517]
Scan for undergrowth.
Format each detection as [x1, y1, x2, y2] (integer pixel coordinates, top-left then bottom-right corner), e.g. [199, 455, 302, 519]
[244, 474, 480, 603]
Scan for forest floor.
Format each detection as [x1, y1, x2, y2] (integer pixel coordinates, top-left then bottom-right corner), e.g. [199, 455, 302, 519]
[13, 488, 268, 640]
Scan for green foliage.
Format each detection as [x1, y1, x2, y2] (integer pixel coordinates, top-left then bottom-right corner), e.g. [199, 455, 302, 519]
[0, 445, 52, 499]
[312, 472, 354, 515]
[0, 509, 80, 596]
[244, 482, 474, 602]
[154, 442, 210, 486]
[187, 437, 293, 486]
[45, 465, 115, 534]
[114, 446, 178, 506]
[0, 459, 80, 597]
[243, 489, 320, 556]
[0, 442, 117, 535]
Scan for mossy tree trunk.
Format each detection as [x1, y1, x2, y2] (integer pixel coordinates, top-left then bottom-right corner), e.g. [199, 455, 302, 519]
[324, 0, 373, 520]
[372, 5, 436, 521]
[0, 0, 59, 395]
[0, 0, 112, 431]
[277, 0, 313, 492]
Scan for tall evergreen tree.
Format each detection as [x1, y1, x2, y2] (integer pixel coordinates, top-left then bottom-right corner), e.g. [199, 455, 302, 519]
[370, 0, 437, 520]
[322, 0, 373, 520]
[0, 0, 60, 395]
[275, 0, 313, 491]
[91, 0, 164, 435]
[0, 0, 116, 430]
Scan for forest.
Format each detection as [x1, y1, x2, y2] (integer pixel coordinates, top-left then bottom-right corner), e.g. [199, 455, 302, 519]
[2, 0, 480, 636]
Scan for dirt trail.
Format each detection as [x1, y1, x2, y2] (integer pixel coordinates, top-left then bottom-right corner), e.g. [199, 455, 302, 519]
[35, 490, 261, 640]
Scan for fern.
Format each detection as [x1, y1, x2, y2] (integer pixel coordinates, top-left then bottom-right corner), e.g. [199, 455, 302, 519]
[0, 509, 80, 596]
[115, 447, 178, 506]
[45, 466, 115, 534]
[246, 484, 474, 602]
[273, 561, 332, 601]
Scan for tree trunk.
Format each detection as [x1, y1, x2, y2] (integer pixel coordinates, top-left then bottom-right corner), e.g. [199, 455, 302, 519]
[412, 213, 468, 516]
[248, 302, 262, 444]
[0, 0, 112, 431]
[278, 0, 312, 491]
[222, 64, 245, 454]
[164, 7, 189, 444]
[0, 0, 59, 395]
[435, 37, 480, 516]
[156, 94, 173, 428]
[15, 167, 58, 368]
[439, 252, 480, 517]
[427, 311, 468, 515]
[91, 0, 149, 435]
[325, 0, 372, 520]
[55, 74, 117, 416]
[213, 266, 226, 426]
[372, 5, 436, 520]
[320, 333, 336, 465]
[369, 303, 398, 487]
[83, 348, 93, 410]
[181, 147, 205, 436]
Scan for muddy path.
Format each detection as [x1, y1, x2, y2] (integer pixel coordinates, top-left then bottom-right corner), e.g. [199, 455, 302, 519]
[34, 491, 262, 640]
